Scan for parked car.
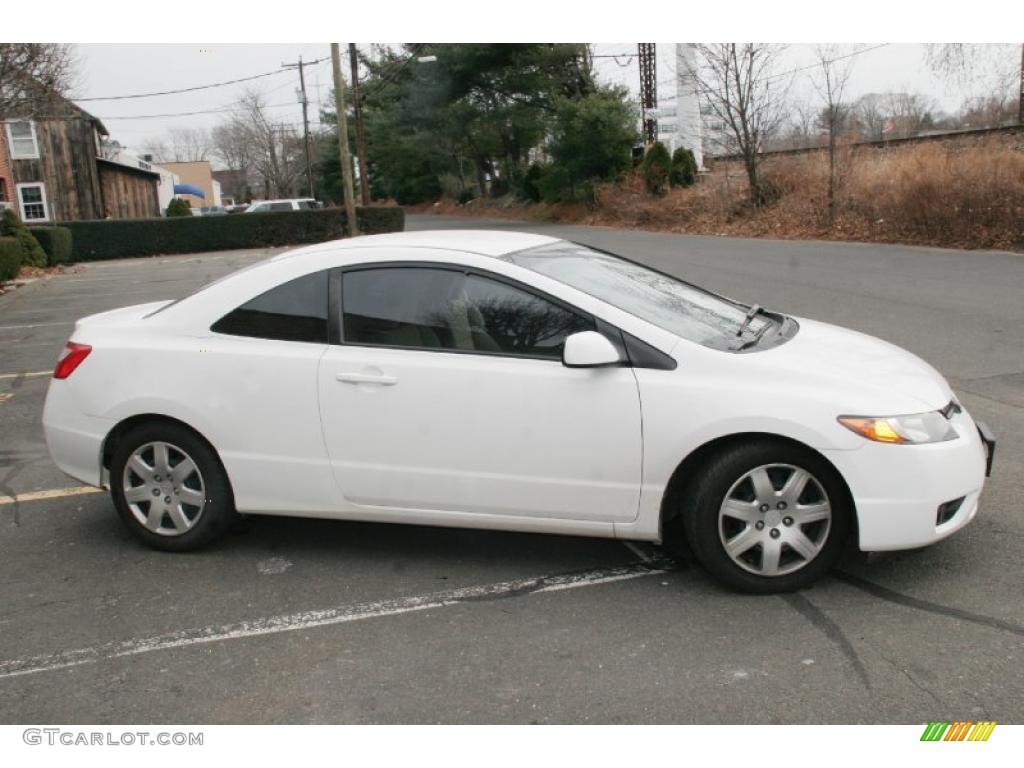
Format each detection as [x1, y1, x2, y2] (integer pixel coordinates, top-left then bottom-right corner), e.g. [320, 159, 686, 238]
[244, 198, 320, 213]
[198, 205, 230, 216]
[42, 231, 994, 593]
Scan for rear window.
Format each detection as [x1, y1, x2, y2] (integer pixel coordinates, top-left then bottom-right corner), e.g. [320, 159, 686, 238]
[211, 271, 329, 344]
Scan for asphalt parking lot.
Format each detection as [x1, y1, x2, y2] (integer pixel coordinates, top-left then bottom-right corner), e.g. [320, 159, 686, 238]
[1, 214, 1021, 723]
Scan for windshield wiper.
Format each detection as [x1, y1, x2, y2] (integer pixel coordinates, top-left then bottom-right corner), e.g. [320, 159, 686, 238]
[732, 319, 774, 351]
[736, 303, 765, 337]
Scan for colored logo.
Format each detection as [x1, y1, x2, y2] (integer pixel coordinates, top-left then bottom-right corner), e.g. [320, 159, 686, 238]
[921, 721, 996, 741]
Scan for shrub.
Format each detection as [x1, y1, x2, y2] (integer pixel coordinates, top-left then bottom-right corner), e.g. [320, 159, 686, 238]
[166, 198, 193, 217]
[30, 226, 73, 265]
[0, 237, 21, 281]
[547, 86, 639, 201]
[520, 163, 544, 203]
[670, 147, 697, 187]
[642, 142, 671, 196]
[457, 189, 475, 205]
[537, 164, 573, 204]
[65, 206, 405, 261]
[0, 208, 47, 267]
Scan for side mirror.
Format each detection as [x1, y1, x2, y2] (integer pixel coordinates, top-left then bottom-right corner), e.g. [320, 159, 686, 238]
[562, 331, 622, 368]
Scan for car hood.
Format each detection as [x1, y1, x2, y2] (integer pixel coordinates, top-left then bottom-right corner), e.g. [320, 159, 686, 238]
[748, 317, 954, 413]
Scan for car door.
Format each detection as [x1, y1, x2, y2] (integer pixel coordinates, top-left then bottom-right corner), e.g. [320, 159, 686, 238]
[206, 268, 339, 515]
[317, 264, 644, 523]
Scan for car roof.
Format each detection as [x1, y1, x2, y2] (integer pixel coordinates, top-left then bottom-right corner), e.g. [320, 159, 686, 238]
[287, 229, 561, 258]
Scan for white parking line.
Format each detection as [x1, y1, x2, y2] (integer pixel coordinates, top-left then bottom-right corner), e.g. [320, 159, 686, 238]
[0, 562, 669, 679]
[0, 322, 71, 330]
[0, 486, 103, 506]
[0, 370, 52, 380]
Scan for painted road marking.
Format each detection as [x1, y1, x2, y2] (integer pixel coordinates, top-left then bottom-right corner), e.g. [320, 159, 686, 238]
[0, 322, 72, 330]
[0, 370, 51, 380]
[0, 486, 104, 506]
[0, 561, 670, 679]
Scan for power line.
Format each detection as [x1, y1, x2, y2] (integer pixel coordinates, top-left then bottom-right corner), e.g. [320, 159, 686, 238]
[360, 44, 425, 100]
[654, 43, 892, 102]
[77, 68, 291, 102]
[96, 100, 301, 120]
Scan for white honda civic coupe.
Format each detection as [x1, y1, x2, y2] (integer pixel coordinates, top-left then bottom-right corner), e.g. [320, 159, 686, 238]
[42, 230, 995, 592]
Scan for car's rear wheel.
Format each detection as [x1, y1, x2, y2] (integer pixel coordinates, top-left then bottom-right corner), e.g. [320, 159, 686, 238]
[681, 440, 851, 593]
[110, 422, 234, 551]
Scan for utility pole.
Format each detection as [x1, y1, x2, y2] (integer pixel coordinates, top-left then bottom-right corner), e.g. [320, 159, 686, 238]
[637, 44, 658, 145]
[1019, 43, 1024, 125]
[349, 43, 371, 205]
[282, 55, 324, 199]
[331, 43, 359, 235]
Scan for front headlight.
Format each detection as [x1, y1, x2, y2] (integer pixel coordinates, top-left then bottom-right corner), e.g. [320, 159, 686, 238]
[837, 411, 958, 444]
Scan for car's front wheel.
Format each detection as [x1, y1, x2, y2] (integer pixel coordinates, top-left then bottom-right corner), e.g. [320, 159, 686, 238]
[110, 421, 235, 551]
[682, 440, 851, 593]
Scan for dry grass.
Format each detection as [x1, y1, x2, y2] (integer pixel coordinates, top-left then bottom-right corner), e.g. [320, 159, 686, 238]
[423, 136, 1024, 251]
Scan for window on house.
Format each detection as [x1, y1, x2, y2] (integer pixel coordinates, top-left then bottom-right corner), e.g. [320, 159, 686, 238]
[0, 178, 7, 202]
[6, 121, 40, 159]
[17, 183, 49, 222]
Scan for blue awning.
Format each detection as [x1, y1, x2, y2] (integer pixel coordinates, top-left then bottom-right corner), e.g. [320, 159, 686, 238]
[173, 183, 206, 198]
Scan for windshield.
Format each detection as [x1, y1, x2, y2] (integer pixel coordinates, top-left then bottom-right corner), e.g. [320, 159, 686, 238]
[505, 241, 770, 350]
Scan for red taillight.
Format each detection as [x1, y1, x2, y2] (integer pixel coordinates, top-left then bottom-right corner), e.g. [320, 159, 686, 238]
[53, 342, 92, 380]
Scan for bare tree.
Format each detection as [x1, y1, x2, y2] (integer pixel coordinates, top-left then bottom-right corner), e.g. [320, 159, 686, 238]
[958, 92, 1018, 128]
[926, 43, 1023, 124]
[688, 44, 790, 206]
[811, 45, 855, 227]
[230, 90, 304, 198]
[853, 94, 887, 141]
[145, 128, 211, 163]
[883, 92, 936, 137]
[0, 43, 80, 117]
[777, 99, 820, 149]
[211, 121, 255, 197]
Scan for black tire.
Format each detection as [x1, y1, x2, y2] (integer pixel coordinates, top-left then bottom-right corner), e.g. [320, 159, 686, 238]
[109, 421, 235, 552]
[680, 440, 851, 593]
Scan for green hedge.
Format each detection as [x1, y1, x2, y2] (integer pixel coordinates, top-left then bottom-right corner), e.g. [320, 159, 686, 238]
[65, 206, 405, 262]
[0, 237, 21, 281]
[30, 226, 73, 265]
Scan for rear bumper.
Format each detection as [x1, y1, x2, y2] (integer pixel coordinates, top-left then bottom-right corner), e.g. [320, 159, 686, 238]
[42, 380, 113, 488]
[824, 408, 989, 551]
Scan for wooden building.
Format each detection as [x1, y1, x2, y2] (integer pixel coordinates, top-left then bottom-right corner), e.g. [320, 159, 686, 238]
[1, 91, 161, 222]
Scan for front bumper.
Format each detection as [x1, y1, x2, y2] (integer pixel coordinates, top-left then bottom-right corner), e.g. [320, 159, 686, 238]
[824, 407, 990, 552]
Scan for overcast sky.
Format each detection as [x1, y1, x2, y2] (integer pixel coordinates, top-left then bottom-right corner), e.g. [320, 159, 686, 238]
[74, 43, 1020, 156]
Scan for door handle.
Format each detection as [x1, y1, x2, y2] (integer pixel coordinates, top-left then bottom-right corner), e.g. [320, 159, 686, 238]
[336, 372, 398, 386]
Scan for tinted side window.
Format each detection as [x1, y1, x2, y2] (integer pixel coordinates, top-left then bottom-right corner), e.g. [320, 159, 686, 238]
[212, 271, 328, 343]
[463, 274, 593, 357]
[343, 268, 462, 349]
[269, 202, 293, 211]
[342, 267, 592, 358]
